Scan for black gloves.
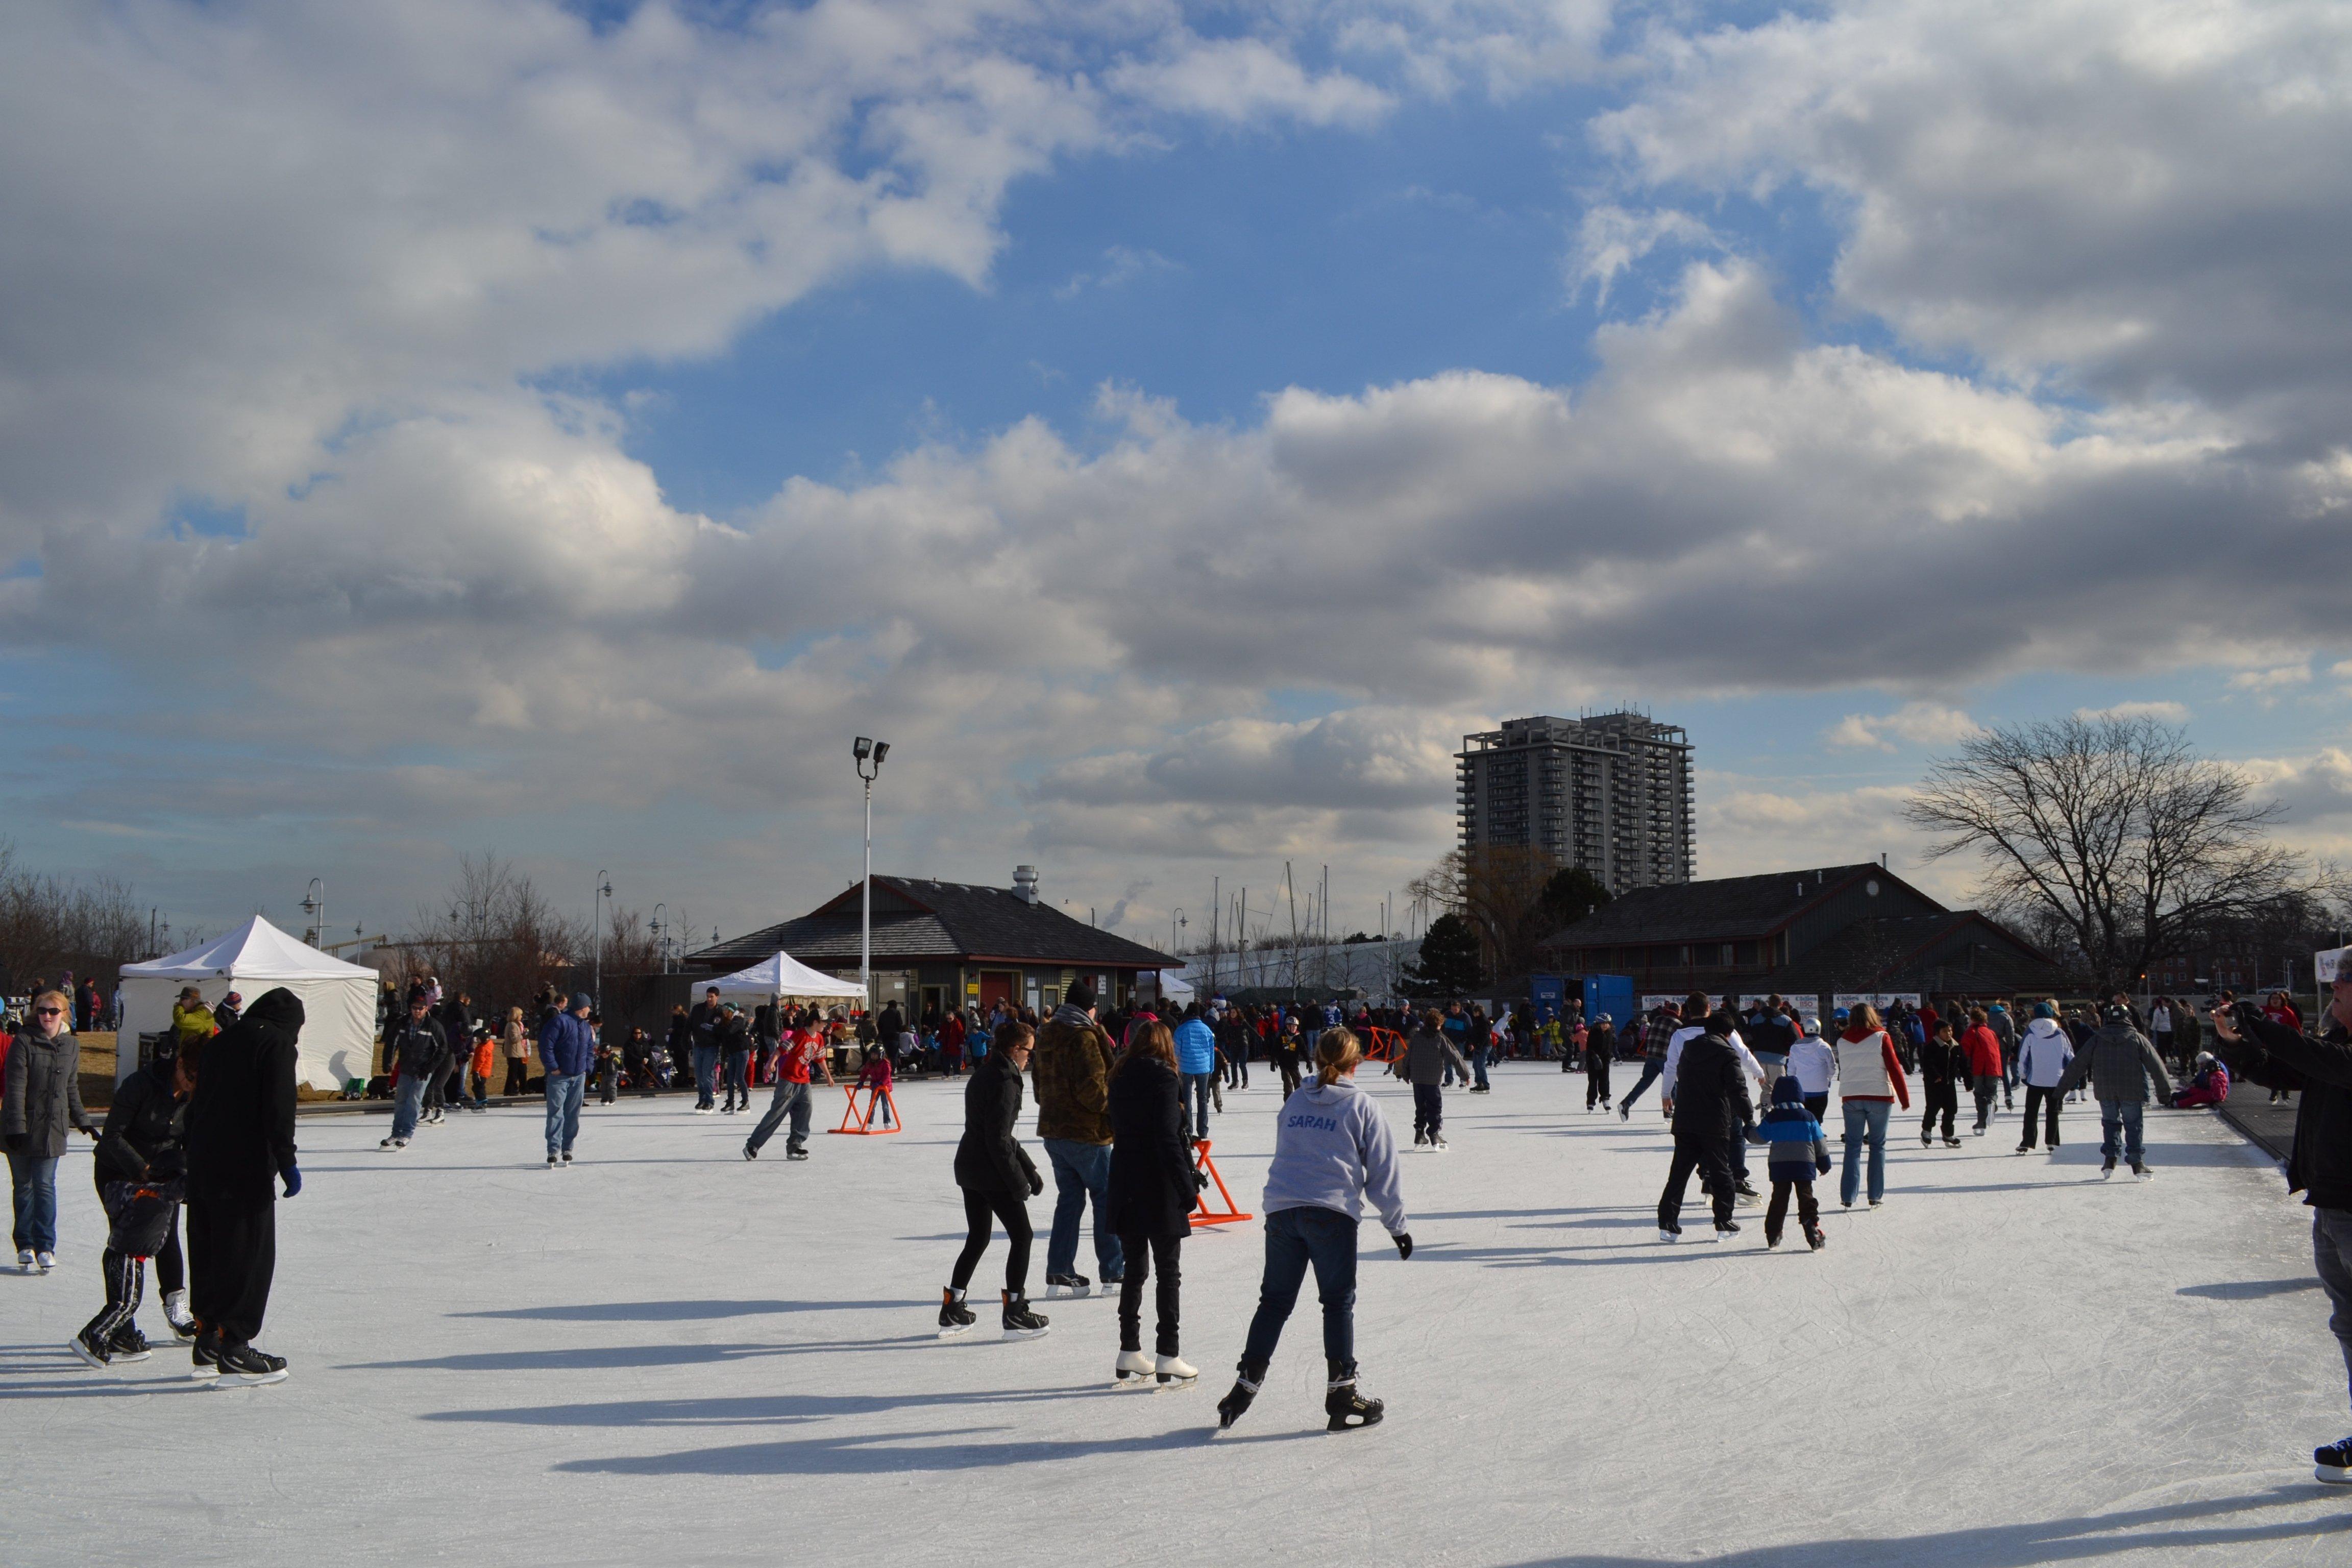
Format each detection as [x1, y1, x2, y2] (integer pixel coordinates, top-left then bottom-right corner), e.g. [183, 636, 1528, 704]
[1194, 1169, 1210, 1191]
[281, 1165, 303, 1198]
[1393, 1232, 1413, 1261]
[1, 1133, 24, 1155]
[1028, 1171, 1045, 1197]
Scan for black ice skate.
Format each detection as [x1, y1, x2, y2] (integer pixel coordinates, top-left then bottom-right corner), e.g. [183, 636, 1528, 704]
[938, 1287, 976, 1337]
[1215, 1361, 1265, 1432]
[1325, 1361, 1383, 1432]
[1805, 1226, 1827, 1252]
[2317, 1435, 2352, 1484]
[109, 1325, 152, 1362]
[71, 1325, 112, 1368]
[214, 1342, 288, 1386]
[190, 1331, 223, 1380]
[1044, 1272, 1091, 1299]
[1000, 1290, 1049, 1338]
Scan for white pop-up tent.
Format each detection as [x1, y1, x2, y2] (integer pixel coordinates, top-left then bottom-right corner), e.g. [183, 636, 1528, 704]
[705, 950, 865, 1000]
[118, 916, 380, 1091]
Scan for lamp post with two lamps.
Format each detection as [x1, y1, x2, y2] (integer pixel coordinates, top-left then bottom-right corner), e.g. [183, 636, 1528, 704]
[853, 736, 890, 1012]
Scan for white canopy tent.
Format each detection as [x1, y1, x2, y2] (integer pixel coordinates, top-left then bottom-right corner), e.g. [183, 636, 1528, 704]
[704, 950, 865, 1000]
[118, 916, 380, 1091]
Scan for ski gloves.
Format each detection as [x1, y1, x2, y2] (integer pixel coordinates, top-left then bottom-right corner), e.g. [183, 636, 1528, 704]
[1028, 1171, 1045, 1197]
[281, 1165, 302, 1198]
[1393, 1233, 1413, 1261]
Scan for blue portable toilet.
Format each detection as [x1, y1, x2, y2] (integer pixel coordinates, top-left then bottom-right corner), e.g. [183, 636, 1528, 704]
[1582, 974, 1634, 1028]
[1530, 975, 1566, 1024]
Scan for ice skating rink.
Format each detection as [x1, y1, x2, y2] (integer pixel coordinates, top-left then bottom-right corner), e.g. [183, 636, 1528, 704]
[5, 1067, 2349, 1566]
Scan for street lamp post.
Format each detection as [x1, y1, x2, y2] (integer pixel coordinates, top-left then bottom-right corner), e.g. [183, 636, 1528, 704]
[651, 903, 667, 974]
[301, 878, 324, 948]
[592, 870, 612, 1014]
[853, 737, 890, 1013]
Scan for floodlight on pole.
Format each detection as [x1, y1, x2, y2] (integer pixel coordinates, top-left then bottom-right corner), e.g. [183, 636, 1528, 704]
[301, 878, 324, 948]
[593, 870, 612, 1014]
[853, 737, 889, 1013]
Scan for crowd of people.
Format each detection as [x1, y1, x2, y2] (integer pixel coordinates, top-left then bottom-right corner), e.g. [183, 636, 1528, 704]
[11, 957, 2352, 1477]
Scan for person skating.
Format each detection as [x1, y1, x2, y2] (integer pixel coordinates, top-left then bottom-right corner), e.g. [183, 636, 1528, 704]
[1662, 994, 1767, 1207]
[1584, 1014, 1616, 1111]
[1393, 1009, 1471, 1149]
[686, 986, 724, 1112]
[1107, 1020, 1202, 1387]
[76, 1036, 200, 1365]
[2210, 987, 2352, 1480]
[943, 1020, 1049, 1338]
[1033, 978, 1122, 1297]
[2055, 1003, 2172, 1179]
[4, 989, 98, 1273]
[537, 993, 596, 1168]
[1216, 1028, 1409, 1434]
[1620, 1002, 1676, 1120]
[1917, 1019, 1964, 1148]
[1786, 1017, 1836, 1123]
[2015, 1003, 2075, 1152]
[1656, 1010, 1753, 1243]
[746, 1015, 837, 1159]
[1835, 1003, 1910, 1210]
[715, 1004, 752, 1114]
[182, 988, 302, 1385]
[854, 1042, 894, 1128]
[1173, 1002, 1218, 1141]
[378, 994, 447, 1150]
[1747, 1075, 1832, 1251]
[1961, 1008, 2004, 1136]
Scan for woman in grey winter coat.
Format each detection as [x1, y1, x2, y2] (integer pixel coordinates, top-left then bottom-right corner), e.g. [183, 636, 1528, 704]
[4, 988, 99, 1271]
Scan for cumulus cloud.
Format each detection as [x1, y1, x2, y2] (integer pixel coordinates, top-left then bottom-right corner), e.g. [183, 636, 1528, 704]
[2074, 700, 2191, 723]
[1569, 205, 1717, 306]
[1824, 703, 1983, 753]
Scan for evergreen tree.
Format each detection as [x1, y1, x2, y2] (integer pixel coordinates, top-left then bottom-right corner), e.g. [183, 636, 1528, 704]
[1401, 912, 1482, 997]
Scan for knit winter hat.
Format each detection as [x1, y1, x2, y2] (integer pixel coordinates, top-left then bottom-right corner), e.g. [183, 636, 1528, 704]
[1063, 978, 1096, 1010]
[2033, 1002, 2055, 1019]
[1771, 1075, 1805, 1106]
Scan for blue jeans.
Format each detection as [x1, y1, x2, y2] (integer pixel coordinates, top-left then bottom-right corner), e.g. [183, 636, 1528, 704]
[7, 1151, 58, 1253]
[389, 1072, 428, 1141]
[1180, 1072, 1216, 1140]
[747, 1081, 811, 1153]
[1241, 1205, 1360, 1368]
[723, 1050, 750, 1100]
[2099, 1100, 2146, 1165]
[545, 1071, 584, 1156]
[1621, 1058, 1664, 1110]
[1043, 1139, 1123, 1281]
[2313, 1209, 2352, 1415]
[1472, 1046, 1491, 1090]
[691, 1045, 719, 1107]
[1840, 1100, 1893, 1206]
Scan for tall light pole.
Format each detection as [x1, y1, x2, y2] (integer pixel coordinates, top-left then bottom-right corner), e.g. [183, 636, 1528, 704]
[592, 870, 611, 1014]
[651, 903, 667, 974]
[1171, 907, 1186, 957]
[301, 878, 324, 947]
[853, 737, 890, 1012]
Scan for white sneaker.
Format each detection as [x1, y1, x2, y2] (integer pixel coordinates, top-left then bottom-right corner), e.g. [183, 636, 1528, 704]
[35, 1252, 55, 1273]
[1154, 1352, 1198, 1385]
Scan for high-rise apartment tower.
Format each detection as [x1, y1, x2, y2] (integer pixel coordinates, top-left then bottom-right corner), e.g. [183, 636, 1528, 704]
[1455, 713, 1694, 895]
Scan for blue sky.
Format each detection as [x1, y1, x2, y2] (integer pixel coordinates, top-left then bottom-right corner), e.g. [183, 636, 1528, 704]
[3, 0, 2350, 949]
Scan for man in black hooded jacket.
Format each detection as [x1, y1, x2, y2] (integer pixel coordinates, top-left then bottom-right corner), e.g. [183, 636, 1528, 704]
[1656, 1011, 1754, 1242]
[183, 987, 303, 1383]
[2214, 983, 2352, 1483]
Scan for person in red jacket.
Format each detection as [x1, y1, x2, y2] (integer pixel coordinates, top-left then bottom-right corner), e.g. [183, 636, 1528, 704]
[1961, 1008, 2006, 1136]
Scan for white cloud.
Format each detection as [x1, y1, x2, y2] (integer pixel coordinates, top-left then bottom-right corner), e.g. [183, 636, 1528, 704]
[1052, 245, 1182, 300]
[1569, 205, 1717, 305]
[1823, 703, 1984, 752]
[2073, 700, 2191, 723]
[2228, 664, 2313, 699]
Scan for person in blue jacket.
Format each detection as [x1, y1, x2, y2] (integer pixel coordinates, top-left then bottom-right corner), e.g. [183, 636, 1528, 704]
[537, 993, 597, 1168]
[1748, 1075, 1832, 1251]
[1171, 1002, 1219, 1141]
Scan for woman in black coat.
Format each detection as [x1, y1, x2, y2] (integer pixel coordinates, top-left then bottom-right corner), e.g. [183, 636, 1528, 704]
[944, 1021, 1047, 1337]
[1106, 1020, 1202, 1385]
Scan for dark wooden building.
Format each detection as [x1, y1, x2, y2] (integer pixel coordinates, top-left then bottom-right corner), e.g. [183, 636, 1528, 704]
[682, 872, 1177, 1021]
[1536, 862, 2059, 1005]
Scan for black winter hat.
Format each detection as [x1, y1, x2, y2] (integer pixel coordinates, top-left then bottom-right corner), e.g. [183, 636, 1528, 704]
[1063, 978, 1095, 1010]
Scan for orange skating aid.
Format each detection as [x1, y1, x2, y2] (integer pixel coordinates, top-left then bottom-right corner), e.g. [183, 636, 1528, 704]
[1189, 1138, 1252, 1229]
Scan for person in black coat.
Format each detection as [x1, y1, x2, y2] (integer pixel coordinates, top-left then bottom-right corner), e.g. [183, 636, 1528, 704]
[183, 987, 302, 1380]
[76, 1038, 200, 1362]
[1106, 1021, 1204, 1380]
[944, 1021, 1047, 1335]
[1916, 1019, 1965, 1147]
[1656, 1012, 1754, 1240]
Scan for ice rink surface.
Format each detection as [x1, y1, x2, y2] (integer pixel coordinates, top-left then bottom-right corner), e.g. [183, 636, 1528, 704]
[5, 1065, 2350, 1566]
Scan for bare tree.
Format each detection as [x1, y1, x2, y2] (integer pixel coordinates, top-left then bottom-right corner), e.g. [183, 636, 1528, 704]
[1905, 715, 2305, 989]
[1407, 845, 1563, 981]
[0, 840, 152, 993]
[384, 853, 584, 1013]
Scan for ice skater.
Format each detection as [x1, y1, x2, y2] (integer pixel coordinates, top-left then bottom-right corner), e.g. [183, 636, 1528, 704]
[2211, 985, 2352, 1482]
[74, 1034, 201, 1365]
[1216, 1028, 1411, 1434]
[4, 987, 98, 1274]
[183, 988, 302, 1385]
[745, 1016, 836, 1161]
[2054, 1002, 2171, 1179]
[1106, 1020, 1201, 1388]
[537, 993, 596, 1168]
[1583, 1014, 1616, 1111]
[2014, 1003, 2074, 1152]
[1395, 1009, 1469, 1149]
[942, 1021, 1050, 1338]
[1917, 1019, 1963, 1148]
[1619, 1000, 1678, 1120]
[378, 994, 447, 1151]
[1656, 1011, 1752, 1243]
[1747, 1076, 1831, 1251]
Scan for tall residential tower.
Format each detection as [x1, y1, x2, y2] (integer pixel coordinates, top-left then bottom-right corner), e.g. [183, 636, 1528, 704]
[1455, 713, 1695, 895]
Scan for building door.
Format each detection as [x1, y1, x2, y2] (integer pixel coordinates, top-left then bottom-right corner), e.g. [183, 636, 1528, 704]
[978, 971, 1016, 1011]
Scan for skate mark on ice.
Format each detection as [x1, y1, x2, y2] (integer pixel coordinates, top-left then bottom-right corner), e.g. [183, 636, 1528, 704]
[450, 1298, 923, 1321]
[425, 1386, 1106, 1427]
[553, 1423, 1218, 1476]
[339, 1335, 941, 1372]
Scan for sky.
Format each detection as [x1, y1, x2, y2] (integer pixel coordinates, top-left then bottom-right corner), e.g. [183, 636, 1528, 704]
[3, 0, 2351, 955]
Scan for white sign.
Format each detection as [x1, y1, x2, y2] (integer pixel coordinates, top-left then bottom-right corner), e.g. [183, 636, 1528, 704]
[1640, 993, 1723, 1014]
[2319, 947, 2348, 984]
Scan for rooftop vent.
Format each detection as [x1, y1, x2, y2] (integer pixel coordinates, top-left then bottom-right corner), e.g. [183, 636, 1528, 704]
[1013, 865, 1039, 905]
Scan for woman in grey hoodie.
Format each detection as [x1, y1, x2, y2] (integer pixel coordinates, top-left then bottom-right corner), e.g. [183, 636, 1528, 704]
[1216, 1028, 1412, 1435]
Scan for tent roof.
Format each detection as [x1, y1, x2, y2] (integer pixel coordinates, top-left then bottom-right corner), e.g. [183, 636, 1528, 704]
[703, 950, 866, 999]
[119, 915, 378, 983]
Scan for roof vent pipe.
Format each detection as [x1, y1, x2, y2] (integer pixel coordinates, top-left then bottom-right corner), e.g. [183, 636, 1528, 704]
[1013, 866, 1039, 904]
